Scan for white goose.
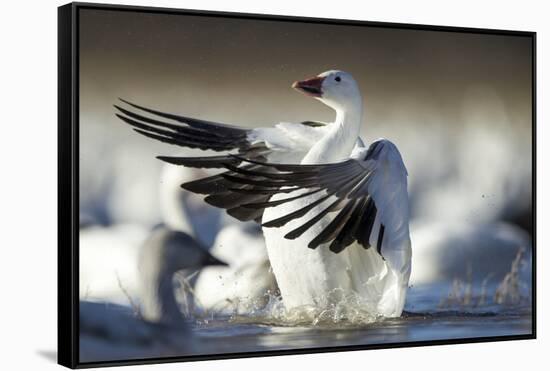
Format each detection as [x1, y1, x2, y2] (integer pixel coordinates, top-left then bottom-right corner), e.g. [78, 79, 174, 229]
[115, 70, 411, 318]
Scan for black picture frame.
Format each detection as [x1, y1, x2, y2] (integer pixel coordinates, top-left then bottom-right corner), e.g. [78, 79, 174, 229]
[58, 2, 537, 368]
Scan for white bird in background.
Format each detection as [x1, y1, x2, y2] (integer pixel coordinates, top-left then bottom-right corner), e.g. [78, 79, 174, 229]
[410, 221, 531, 286]
[115, 70, 411, 318]
[159, 162, 221, 246]
[158, 161, 276, 313]
[79, 229, 227, 362]
[194, 222, 277, 314]
[79, 224, 148, 303]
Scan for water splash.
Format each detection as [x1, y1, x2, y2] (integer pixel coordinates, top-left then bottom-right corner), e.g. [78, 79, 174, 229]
[194, 288, 382, 328]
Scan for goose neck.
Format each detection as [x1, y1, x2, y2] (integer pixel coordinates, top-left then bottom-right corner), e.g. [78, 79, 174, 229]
[302, 102, 363, 164]
[139, 255, 182, 324]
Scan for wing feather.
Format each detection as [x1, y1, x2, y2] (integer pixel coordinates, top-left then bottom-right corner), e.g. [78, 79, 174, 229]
[115, 100, 408, 255]
[228, 139, 408, 257]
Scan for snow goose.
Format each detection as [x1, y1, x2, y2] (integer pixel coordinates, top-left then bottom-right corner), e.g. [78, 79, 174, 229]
[115, 70, 411, 318]
[79, 229, 226, 362]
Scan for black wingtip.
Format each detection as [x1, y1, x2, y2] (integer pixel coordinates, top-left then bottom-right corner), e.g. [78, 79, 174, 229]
[118, 98, 142, 110]
[181, 183, 202, 194]
[284, 230, 301, 240]
[113, 104, 127, 114]
[157, 156, 189, 166]
[156, 155, 177, 164]
[180, 179, 213, 195]
[261, 219, 285, 228]
[307, 240, 320, 250]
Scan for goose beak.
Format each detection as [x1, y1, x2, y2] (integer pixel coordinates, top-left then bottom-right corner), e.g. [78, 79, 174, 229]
[292, 76, 325, 98]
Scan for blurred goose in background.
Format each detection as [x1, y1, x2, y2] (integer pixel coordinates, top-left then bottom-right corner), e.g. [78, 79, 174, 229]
[80, 224, 148, 303]
[78, 154, 221, 304]
[410, 221, 531, 286]
[80, 157, 275, 314]
[80, 229, 226, 362]
[193, 221, 277, 314]
[159, 159, 277, 314]
[159, 162, 221, 246]
[115, 70, 411, 318]
[137, 228, 228, 321]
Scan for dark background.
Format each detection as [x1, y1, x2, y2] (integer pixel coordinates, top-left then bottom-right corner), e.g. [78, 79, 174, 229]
[79, 8, 533, 232]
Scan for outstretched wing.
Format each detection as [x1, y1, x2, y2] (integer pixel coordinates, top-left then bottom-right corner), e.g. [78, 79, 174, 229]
[114, 99, 270, 164]
[115, 99, 329, 222]
[213, 139, 409, 256]
[115, 99, 329, 164]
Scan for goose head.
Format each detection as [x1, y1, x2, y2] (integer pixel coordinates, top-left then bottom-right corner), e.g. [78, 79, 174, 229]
[144, 228, 227, 275]
[292, 70, 362, 112]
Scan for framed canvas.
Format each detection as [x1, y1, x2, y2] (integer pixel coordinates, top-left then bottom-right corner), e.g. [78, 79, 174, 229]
[58, 2, 536, 368]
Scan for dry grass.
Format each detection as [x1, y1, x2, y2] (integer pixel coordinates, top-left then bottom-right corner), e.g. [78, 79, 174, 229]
[116, 273, 142, 317]
[439, 247, 529, 309]
[494, 247, 526, 305]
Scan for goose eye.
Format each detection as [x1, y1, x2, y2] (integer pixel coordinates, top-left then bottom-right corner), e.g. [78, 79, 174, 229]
[335, 76, 341, 82]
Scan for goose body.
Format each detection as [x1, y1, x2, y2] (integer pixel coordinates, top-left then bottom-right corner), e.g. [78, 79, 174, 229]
[262, 142, 410, 316]
[116, 70, 412, 318]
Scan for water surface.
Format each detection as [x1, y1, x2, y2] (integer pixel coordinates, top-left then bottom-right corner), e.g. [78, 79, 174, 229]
[184, 285, 532, 356]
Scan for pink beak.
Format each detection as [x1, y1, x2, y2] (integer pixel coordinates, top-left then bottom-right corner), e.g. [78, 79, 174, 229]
[292, 76, 325, 98]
